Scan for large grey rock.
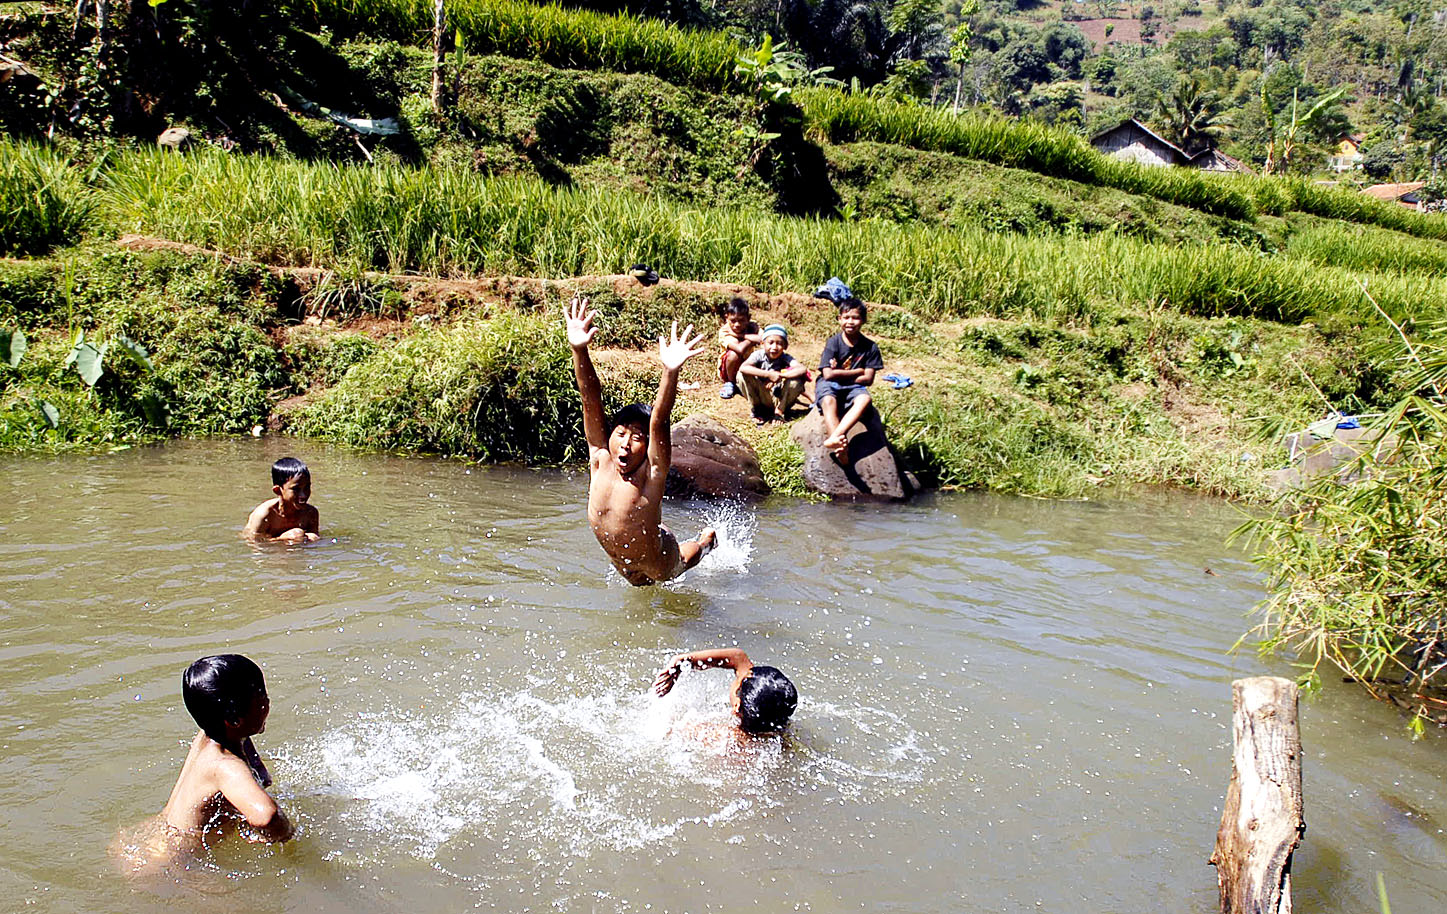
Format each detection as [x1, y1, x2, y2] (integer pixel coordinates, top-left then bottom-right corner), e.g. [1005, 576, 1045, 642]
[791, 408, 917, 501]
[666, 414, 768, 499]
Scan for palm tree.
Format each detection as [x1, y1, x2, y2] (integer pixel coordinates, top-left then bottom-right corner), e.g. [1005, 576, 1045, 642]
[1154, 76, 1229, 156]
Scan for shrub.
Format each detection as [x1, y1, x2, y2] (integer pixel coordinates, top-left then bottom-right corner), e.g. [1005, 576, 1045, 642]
[0, 139, 93, 256]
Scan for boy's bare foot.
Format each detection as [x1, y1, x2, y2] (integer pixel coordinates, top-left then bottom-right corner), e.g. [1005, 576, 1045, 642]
[698, 528, 717, 555]
[824, 434, 851, 465]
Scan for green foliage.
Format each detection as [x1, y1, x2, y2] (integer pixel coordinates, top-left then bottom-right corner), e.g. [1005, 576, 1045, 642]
[0, 250, 293, 451]
[0, 139, 93, 256]
[797, 88, 1256, 219]
[309, 0, 743, 91]
[94, 147, 1446, 327]
[294, 311, 612, 461]
[1236, 309, 1447, 717]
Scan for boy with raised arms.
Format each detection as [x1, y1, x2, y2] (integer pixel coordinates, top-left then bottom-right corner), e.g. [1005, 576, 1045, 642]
[566, 297, 716, 585]
[243, 456, 320, 544]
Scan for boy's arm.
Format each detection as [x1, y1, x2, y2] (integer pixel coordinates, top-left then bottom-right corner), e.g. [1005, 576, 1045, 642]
[780, 358, 808, 380]
[242, 502, 274, 541]
[302, 505, 320, 534]
[653, 648, 754, 696]
[648, 321, 705, 472]
[217, 761, 294, 842]
[565, 297, 608, 452]
[856, 342, 884, 387]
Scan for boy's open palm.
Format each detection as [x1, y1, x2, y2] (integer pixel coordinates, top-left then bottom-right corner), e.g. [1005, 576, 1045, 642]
[565, 296, 598, 348]
[658, 322, 704, 371]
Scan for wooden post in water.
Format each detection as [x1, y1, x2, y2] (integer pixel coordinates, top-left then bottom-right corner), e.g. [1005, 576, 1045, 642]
[1209, 676, 1305, 914]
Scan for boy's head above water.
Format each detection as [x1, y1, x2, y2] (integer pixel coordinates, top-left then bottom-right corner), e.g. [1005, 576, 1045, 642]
[734, 666, 797, 734]
[608, 404, 652, 475]
[270, 456, 311, 506]
[182, 654, 270, 749]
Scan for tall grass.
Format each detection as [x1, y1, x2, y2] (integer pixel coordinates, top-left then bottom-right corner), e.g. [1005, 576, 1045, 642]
[0, 139, 93, 256]
[306, 0, 741, 91]
[99, 148, 1445, 326]
[1283, 216, 1447, 277]
[1213, 172, 1447, 243]
[796, 88, 1256, 220]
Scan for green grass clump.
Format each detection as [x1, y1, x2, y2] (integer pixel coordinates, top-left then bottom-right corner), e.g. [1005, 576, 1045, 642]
[309, 0, 741, 92]
[294, 311, 644, 461]
[0, 139, 93, 256]
[797, 89, 1254, 221]
[0, 250, 293, 451]
[1280, 215, 1447, 278]
[97, 148, 1445, 327]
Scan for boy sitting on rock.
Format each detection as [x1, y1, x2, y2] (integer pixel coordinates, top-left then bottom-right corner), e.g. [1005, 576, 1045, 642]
[817, 297, 884, 462]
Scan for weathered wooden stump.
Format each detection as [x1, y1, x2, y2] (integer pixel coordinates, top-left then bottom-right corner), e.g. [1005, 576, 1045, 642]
[1209, 676, 1305, 914]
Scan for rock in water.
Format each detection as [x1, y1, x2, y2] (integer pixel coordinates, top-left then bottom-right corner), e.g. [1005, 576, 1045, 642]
[666, 414, 769, 499]
[791, 408, 917, 501]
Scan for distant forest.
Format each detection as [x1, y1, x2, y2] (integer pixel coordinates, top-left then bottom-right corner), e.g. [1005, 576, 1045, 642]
[605, 0, 1447, 183]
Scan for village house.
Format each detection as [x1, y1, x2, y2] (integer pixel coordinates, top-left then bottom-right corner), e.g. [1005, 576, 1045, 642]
[1362, 181, 1426, 210]
[1089, 118, 1253, 173]
[1328, 134, 1365, 173]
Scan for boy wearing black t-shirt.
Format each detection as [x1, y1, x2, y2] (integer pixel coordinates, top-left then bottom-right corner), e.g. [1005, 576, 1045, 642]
[816, 297, 883, 463]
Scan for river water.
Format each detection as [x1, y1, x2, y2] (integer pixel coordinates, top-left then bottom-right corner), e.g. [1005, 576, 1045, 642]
[0, 440, 1443, 913]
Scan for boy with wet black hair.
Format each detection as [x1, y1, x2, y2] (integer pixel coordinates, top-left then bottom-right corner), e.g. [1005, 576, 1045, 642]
[565, 296, 716, 586]
[816, 297, 884, 463]
[116, 654, 293, 873]
[652, 648, 798, 735]
[243, 456, 320, 544]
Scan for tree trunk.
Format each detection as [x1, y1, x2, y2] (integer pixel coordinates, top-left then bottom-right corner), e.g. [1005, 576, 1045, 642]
[953, 67, 963, 115]
[431, 0, 447, 113]
[1209, 677, 1305, 914]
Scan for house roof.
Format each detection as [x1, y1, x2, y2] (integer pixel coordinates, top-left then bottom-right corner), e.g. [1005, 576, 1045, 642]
[1362, 181, 1426, 202]
[1187, 147, 1254, 174]
[1090, 118, 1188, 159]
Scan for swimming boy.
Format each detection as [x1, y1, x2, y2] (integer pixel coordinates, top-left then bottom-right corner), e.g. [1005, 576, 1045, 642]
[566, 297, 717, 586]
[737, 323, 807, 424]
[652, 648, 798, 735]
[243, 456, 320, 544]
[816, 297, 884, 462]
[717, 297, 762, 399]
[119, 655, 293, 873]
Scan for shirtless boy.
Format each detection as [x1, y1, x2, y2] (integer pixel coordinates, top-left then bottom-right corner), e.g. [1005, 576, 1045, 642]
[118, 654, 293, 873]
[566, 297, 716, 586]
[243, 456, 320, 544]
[652, 647, 798, 735]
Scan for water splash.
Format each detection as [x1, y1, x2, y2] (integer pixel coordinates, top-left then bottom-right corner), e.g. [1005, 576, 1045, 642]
[684, 500, 756, 577]
[282, 661, 927, 864]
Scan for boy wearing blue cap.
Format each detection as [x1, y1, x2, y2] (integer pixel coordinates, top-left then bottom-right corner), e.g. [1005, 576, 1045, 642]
[738, 324, 807, 424]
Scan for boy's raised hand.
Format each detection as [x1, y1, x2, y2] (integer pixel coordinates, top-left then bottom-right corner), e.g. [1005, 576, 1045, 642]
[565, 296, 598, 349]
[658, 321, 704, 372]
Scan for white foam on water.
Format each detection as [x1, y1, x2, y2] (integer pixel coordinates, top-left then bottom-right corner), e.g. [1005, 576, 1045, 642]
[675, 501, 755, 580]
[283, 663, 929, 865]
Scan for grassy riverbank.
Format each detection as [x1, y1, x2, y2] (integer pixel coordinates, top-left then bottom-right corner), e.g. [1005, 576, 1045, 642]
[0, 239, 1390, 502]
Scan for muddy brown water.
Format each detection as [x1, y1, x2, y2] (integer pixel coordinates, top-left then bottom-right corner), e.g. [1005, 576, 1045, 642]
[1, 440, 1443, 913]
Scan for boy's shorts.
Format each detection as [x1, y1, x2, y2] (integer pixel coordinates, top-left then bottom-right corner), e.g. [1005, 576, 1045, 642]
[815, 380, 869, 411]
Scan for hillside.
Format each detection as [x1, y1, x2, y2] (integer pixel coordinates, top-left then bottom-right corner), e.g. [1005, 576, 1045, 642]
[0, 0, 1437, 502]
